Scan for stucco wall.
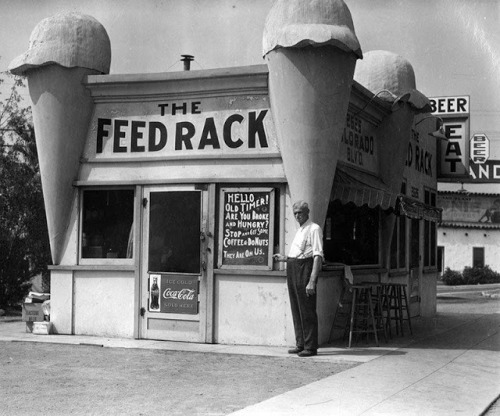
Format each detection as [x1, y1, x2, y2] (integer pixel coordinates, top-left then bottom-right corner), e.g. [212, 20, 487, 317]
[50, 270, 74, 334]
[73, 270, 136, 338]
[214, 273, 343, 346]
[438, 227, 500, 272]
[214, 273, 293, 346]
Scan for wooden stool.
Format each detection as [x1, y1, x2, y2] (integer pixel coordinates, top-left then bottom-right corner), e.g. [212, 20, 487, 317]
[329, 283, 353, 343]
[348, 285, 379, 348]
[362, 282, 388, 343]
[384, 283, 413, 336]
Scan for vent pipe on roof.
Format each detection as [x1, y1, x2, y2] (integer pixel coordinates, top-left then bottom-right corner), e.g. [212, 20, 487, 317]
[181, 54, 194, 71]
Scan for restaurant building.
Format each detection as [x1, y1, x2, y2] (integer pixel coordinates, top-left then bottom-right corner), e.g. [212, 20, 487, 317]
[10, 3, 441, 346]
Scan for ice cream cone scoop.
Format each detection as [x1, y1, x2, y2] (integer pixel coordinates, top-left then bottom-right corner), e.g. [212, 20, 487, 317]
[354, 50, 432, 194]
[9, 12, 110, 75]
[9, 12, 111, 264]
[263, 0, 362, 226]
[354, 50, 431, 113]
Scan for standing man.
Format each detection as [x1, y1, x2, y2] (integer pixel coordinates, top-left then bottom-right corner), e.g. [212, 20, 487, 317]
[274, 201, 324, 357]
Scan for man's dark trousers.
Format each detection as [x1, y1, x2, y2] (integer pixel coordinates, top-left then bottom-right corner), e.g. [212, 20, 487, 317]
[287, 258, 318, 351]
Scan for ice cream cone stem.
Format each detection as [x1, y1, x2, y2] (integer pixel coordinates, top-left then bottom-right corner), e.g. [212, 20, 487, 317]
[267, 46, 356, 225]
[28, 65, 99, 264]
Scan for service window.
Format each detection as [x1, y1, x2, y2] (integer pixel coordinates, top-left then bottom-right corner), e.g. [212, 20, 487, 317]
[323, 200, 379, 266]
[391, 181, 407, 270]
[80, 188, 135, 262]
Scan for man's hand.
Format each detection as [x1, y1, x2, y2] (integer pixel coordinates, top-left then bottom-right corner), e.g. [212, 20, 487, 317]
[306, 280, 316, 296]
[273, 254, 287, 262]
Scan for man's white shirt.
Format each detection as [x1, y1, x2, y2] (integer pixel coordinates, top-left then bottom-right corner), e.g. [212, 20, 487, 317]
[288, 219, 324, 259]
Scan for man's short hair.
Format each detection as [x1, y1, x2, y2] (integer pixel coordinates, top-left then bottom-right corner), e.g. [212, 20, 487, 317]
[293, 200, 310, 213]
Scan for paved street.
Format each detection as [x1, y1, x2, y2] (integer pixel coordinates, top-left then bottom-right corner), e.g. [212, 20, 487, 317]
[1, 283, 499, 415]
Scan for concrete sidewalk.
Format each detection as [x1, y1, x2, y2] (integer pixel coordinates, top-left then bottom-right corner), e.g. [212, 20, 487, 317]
[230, 312, 500, 416]
[1, 288, 499, 415]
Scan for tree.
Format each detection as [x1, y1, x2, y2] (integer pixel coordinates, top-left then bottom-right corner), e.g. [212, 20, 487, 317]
[0, 70, 51, 309]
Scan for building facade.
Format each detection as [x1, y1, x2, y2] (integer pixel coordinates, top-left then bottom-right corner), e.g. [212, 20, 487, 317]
[432, 95, 500, 274]
[10, 6, 441, 346]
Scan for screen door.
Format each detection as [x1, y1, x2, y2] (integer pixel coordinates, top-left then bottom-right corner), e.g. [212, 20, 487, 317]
[140, 185, 209, 342]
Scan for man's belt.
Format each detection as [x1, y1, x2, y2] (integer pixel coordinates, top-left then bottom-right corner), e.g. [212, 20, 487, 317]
[287, 257, 313, 262]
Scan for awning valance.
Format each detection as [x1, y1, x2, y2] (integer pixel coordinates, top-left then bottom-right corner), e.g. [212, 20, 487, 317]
[397, 195, 442, 222]
[332, 164, 397, 210]
[331, 165, 442, 222]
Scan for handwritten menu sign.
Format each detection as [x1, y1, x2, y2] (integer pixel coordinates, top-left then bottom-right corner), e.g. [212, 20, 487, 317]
[218, 188, 275, 269]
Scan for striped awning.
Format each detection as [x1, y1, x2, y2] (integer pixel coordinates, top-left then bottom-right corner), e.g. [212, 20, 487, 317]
[397, 195, 442, 222]
[332, 164, 397, 210]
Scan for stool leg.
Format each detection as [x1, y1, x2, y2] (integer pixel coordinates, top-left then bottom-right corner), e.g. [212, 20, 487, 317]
[396, 285, 404, 336]
[392, 285, 402, 336]
[383, 285, 392, 339]
[376, 285, 388, 342]
[329, 286, 345, 343]
[348, 288, 358, 348]
[389, 285, 398, 336]
[401, 286, 413, 335]
[367, 291, 379, 347]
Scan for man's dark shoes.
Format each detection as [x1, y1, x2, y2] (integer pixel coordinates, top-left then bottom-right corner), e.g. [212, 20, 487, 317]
[288, 347, 304, 354]
[298, 349, 317, 357]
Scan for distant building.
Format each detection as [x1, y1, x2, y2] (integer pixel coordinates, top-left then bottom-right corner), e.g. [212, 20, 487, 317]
[437, 124, 500, 272]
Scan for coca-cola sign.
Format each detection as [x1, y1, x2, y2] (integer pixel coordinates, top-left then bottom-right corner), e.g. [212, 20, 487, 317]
[149, 274, 199, 314]
[163, 288, 196, 301]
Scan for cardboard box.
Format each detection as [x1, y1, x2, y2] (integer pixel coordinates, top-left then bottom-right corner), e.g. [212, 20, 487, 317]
[22, 303, 44, 322]
[33, 321, 52, 335]
[26, 322, 34, 333]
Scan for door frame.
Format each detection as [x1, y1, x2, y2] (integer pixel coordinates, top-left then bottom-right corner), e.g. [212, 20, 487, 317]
[138, 183, 215, 343]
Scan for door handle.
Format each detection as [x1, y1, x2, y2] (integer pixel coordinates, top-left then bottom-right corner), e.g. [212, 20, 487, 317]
[202, 261, 206, 271]
[200, 231, 212, 241]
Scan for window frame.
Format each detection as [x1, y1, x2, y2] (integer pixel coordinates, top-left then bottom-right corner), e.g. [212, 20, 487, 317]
[390, 180, 407, 271]
[423, 187, 437, 269]
[78, 186, 136, 266]
[390, 212, 407, 271]
[472, 247, 485, 268]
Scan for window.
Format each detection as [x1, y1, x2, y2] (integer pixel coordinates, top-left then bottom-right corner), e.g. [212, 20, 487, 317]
[148, 191, 200, 273]
[323, 201, 379, 266]
[473, 247, 485, 267]
[81, 189, 134, 260]
[390, 181, 407, 270]
[390, 213, 407, 270]
[410, 218, 420, 268]
[437, 246, 444, 273]
[424, 189, 437, 268]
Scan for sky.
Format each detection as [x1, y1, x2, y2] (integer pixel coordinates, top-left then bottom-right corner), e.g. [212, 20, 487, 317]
[1, 0, 499, 143]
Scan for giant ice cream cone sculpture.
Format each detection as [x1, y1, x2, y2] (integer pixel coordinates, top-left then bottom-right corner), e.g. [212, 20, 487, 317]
[263, 0, 362, 226]
[9, 13, 111, 264]
[354, 50, 432, 265]
[354, 50, 432, 199]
